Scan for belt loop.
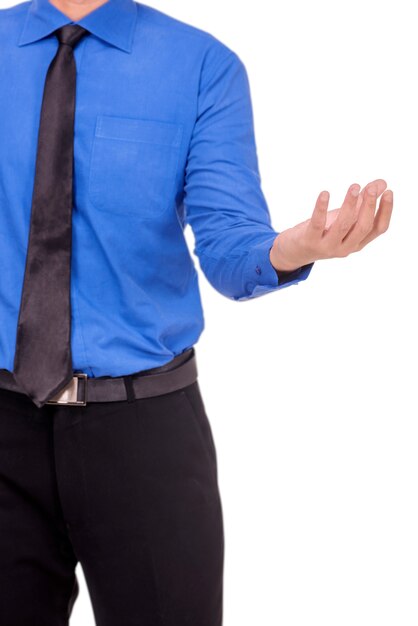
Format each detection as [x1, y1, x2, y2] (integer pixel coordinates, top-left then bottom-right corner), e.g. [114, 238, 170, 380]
[123, 375, 136, 403]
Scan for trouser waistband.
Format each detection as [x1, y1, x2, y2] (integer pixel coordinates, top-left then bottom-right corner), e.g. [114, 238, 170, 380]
[0, 347, 198, 407]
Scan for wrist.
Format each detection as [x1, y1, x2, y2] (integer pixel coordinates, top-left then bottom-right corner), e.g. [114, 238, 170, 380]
[269, 233, 304, 273]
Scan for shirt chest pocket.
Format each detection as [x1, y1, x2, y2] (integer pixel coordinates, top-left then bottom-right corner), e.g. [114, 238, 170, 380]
[88, 115, 183, 218]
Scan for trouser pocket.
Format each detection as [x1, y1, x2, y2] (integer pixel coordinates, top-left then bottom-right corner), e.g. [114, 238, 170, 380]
[180, 381, 219, 484]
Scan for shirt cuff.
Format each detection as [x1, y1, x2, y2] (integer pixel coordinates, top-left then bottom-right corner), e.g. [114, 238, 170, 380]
[241, 234, 315, 300]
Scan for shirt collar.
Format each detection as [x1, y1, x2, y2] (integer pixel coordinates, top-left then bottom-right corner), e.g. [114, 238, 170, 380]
[17, 0, 138, 53]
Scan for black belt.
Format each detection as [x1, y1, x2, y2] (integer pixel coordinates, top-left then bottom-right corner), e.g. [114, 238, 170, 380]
[0, 347, 198, 406]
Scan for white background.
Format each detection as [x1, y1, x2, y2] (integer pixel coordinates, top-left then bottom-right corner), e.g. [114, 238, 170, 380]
[3, 0, 417, 624]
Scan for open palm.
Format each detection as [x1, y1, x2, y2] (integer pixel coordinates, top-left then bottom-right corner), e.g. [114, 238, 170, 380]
[270, 179, 393, 272]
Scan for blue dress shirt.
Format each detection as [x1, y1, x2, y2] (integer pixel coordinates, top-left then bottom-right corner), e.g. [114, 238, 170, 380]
[0, 0, 314, 377]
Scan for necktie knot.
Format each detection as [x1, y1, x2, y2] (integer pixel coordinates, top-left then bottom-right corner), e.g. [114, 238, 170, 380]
[55, 24, 90, 48]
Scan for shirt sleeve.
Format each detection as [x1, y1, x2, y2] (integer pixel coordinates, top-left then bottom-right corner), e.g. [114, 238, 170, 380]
[182, 44, 315, 301]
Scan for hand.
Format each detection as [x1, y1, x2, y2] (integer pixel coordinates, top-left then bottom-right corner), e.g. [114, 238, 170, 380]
[269, 179, 394, 272]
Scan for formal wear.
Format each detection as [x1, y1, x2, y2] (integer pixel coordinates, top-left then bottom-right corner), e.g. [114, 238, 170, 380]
[0, 0, 315, 623]
[0, 373, 223, 626]
[12, 23, 91, 407]
[0, 0, 314, 380]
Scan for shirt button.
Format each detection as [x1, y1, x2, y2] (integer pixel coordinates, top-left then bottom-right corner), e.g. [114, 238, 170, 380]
[255, 265, 262, 275]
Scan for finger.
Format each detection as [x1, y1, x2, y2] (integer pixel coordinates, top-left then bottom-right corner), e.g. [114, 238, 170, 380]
[346, 189, 394, 249]
[356, 179, 387, 212]
[322, 183, 360, 244]
[339, 184, 379, 249]
[345, 180, 388, 239]
[305, 190, 329, 239]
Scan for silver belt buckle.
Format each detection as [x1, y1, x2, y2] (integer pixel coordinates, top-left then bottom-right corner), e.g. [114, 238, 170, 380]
[46, 373, 88, 406]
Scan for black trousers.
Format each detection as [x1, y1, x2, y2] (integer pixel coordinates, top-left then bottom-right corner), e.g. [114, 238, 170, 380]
[0, 380, 224, 626]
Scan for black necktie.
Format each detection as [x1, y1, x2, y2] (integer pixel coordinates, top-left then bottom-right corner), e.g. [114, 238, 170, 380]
[12, 24, 90, 408]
